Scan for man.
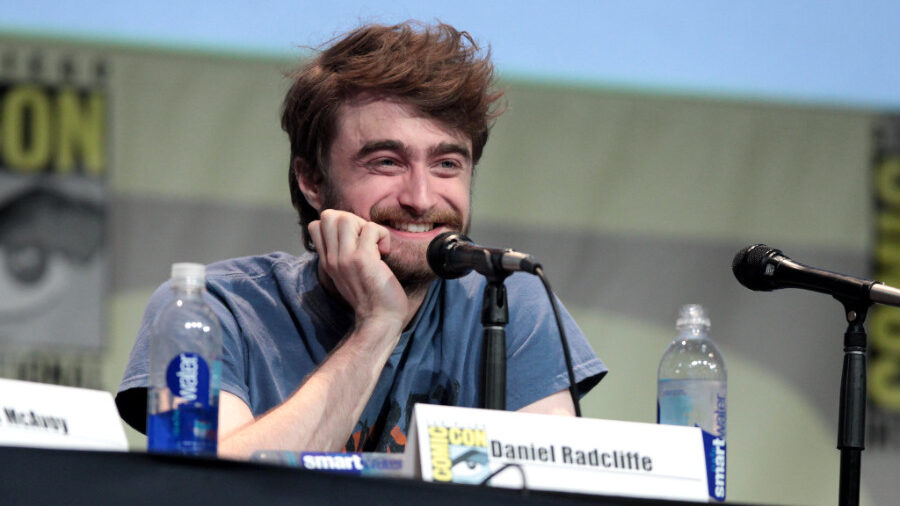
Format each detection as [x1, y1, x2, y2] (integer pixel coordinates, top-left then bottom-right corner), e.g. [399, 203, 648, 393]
[117, 22, 606, 458]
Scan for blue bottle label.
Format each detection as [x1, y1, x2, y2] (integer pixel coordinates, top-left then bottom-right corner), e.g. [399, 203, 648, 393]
[147, 407, 218, 455]
[148, 353, 218, 455]
[165, 352, 210, 407]
[702, 429, 727, 501]
[658, 379, 726, 501]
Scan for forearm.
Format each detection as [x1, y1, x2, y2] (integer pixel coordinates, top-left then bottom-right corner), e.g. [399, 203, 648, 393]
[218, 318, 401, 459]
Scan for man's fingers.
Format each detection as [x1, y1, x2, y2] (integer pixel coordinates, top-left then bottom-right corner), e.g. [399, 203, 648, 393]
[308, 221, 325, 257]
[336, 214, 364, 259]
[308, 210, 408, 326]
[318, 209, 388, 269]
[359, 222, 391, 256]
[318, 210, 344, 268]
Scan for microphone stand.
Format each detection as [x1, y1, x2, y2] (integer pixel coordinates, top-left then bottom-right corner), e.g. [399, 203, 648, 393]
[836, 299, 868, 506]
[480, 268, 510, 410]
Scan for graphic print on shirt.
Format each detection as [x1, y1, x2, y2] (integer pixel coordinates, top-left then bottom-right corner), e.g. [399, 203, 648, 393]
[346, 375, 460, 452]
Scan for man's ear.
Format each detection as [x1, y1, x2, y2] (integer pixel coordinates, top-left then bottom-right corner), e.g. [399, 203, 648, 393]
[294, 158, 324, 211]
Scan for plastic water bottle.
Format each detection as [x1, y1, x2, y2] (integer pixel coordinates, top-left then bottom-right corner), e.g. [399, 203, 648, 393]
[147, 263, 222, 455]
[657, 304, 726, 501]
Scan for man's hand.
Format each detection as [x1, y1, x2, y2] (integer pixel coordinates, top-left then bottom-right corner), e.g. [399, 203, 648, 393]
[308, 209, 408, 330]
[218, 210, 415, 459]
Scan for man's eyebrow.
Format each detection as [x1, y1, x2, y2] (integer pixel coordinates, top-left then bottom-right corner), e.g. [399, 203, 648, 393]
[356, 140, 408, 158]
[429, 142, 471, 161]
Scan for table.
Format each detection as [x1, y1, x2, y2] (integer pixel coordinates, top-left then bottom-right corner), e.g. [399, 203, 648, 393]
[0, 446, 755, 505]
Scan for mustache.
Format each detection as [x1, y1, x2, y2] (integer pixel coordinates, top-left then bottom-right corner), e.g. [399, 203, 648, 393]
[369, 206, 464, 231]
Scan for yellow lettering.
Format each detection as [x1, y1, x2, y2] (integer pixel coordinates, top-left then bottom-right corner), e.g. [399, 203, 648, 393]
[879, 213, 900, 236]
[447, 428, 487, 447]
[873, 153, 900, 413]
[428, 426, 452, 482]
[870, 307, 900, 355]
[876, 239, 900, 269]
[877, 158, 900, 208]
[442, 427, 488, 448]
[56, 89, 105, 175]
[869, 359, 900, 410]
[1, 86, 51, 171]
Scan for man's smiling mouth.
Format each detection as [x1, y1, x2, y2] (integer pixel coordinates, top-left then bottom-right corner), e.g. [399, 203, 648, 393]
[388, 222, 438, 233]
[369, 206, 462, 235]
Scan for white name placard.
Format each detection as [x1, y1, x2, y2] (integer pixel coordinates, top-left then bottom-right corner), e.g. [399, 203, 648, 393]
[0, 378, 127, 451]
[405, 404, 707, 502]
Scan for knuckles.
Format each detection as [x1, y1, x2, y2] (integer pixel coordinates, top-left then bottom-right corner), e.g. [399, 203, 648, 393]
[319, 208, 363, 228]
[361, 221, 388, 239]
[315, 210, 383, 273]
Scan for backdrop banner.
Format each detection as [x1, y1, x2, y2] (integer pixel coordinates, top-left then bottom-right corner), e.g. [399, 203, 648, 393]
[870, 114, 900, 450]
[0, 43, 109, 389]
[0, 32, 897, 506]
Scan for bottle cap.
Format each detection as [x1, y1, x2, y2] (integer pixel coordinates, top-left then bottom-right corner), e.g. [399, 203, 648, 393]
[170, 262, 206, 287]
[676, 304, 710, 329]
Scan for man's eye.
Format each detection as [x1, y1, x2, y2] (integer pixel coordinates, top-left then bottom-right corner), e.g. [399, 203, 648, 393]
[367, 158, 402, 172]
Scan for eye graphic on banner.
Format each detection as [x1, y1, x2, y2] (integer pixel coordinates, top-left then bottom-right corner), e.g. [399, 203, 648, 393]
[0, 186, 105, 319]
[0, 48, 109, 389]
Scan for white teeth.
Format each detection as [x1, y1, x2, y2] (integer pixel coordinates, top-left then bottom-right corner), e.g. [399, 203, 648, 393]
[393, 222, 434, 233]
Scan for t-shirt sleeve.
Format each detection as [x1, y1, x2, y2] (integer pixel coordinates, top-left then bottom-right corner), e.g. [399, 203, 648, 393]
[114, 280, 250, 433]
[503, 273, 607, 411]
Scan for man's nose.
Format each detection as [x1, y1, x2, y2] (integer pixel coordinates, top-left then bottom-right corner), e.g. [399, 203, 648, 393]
[397, 167, 436, 214]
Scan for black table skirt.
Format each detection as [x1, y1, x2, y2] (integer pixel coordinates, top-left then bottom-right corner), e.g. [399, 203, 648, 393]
[0, 446, 758, 505]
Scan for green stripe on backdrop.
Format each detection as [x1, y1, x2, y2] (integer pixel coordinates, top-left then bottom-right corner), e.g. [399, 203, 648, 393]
[3, 32, 875, 252]
[476, 84, 873, 250]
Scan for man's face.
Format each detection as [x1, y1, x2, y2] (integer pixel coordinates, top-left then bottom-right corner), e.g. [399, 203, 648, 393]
[311, 96, 473, 287]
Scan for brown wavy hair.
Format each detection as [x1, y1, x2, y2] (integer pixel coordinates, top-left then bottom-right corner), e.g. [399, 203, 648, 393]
[281, 21, 505, 250]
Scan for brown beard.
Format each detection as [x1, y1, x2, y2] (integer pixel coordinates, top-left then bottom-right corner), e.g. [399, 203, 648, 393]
[320, 184, 469, 291]
[370, 205, 466, 289]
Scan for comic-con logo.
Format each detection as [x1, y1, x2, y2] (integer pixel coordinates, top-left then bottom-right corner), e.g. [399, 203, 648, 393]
[428, 425, 490, 484]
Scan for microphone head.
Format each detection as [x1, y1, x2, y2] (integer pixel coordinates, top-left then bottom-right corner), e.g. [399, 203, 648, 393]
[732, 244, 783, 291]
[427, 231, 473, 279]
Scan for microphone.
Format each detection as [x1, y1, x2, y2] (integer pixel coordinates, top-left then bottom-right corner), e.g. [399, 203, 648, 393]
[427, 231, 541, 279]
[732, 244, 900, 307]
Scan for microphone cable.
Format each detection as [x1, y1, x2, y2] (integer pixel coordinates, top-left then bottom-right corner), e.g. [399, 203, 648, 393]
[534, 265, 581, 417]
[479, 462, 528, 491]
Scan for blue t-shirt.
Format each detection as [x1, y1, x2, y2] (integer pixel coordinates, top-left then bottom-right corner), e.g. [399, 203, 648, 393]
[118, 252, 606, 452]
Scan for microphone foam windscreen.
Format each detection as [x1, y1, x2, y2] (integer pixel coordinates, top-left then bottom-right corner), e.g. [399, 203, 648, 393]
[427, 231, 471, 279]
[732, 244, 779, 291]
